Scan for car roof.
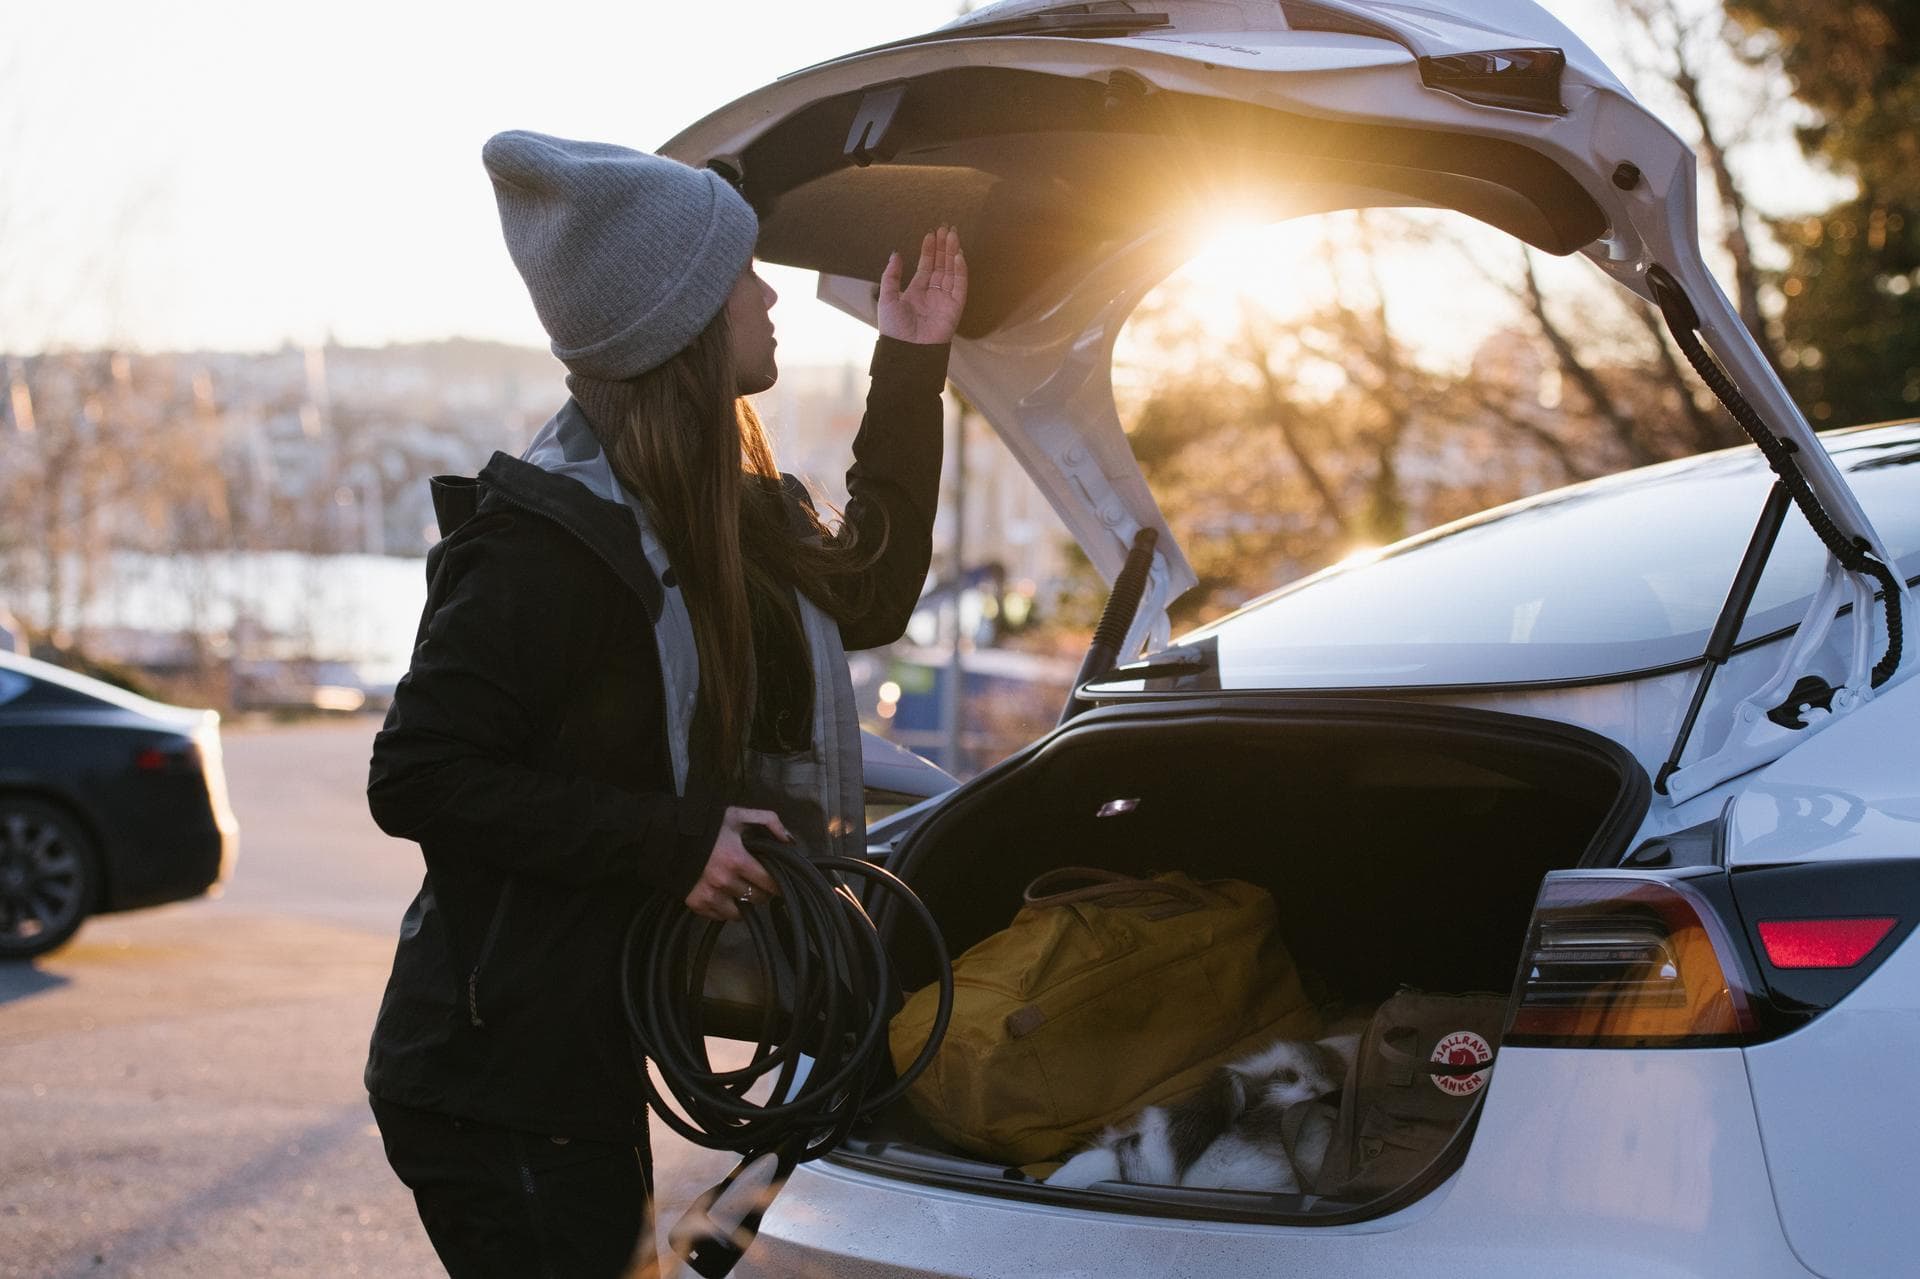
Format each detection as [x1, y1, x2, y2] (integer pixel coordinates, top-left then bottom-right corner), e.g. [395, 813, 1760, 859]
[0, 649, 208, 729]
[1230, 418, 1920, 591]
[1152, 419, 1920, 690]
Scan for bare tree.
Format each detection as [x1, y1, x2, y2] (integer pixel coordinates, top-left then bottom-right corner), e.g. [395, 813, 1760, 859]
[1614, 0, 1786, 372]
[1625, 298, 1738, 454]
[1520, 253, 1652, 461]
[1114, 212, 1520, 623]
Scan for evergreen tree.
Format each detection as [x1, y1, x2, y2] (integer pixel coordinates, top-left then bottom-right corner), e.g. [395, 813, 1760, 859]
[1726, 2, 1920, 425]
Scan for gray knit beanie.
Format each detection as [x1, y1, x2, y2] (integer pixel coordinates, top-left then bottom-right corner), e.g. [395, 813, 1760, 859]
[483, 130, 759, 380]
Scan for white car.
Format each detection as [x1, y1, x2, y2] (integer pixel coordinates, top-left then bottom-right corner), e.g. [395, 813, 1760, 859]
[663, 2, 1918, 1274]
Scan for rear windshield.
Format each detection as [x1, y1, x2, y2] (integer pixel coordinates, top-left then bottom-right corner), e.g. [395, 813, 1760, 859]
[1179, 424, 1920, 690]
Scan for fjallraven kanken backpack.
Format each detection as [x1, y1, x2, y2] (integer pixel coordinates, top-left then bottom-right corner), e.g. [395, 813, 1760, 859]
[1313, 988, 1509, 1200]
[887, 867, 1322, 1165]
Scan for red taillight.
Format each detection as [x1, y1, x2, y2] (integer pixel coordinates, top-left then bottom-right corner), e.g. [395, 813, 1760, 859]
[134, 742, 200, 773]
[1757, 918, 1896, 969]
[1508, 874, 1761, 1048]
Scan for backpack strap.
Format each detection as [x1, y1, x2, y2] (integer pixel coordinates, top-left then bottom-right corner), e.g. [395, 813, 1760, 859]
[1022, 867, 1205, 914]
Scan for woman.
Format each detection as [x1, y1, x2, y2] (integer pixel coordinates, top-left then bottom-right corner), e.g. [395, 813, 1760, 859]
[363, 130, 965, 1277]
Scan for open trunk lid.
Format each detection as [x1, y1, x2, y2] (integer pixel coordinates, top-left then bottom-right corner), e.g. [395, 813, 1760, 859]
[662, 0, 1910, 789]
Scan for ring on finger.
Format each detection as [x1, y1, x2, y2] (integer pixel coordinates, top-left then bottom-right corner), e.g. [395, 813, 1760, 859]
[736, 885, 756, 905]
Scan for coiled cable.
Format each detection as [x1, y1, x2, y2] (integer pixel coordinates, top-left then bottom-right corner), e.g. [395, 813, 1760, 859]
[619, 835, 952, 1275]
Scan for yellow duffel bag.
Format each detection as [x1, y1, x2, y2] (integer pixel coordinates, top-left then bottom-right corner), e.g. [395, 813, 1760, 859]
[888, 867, 1322, 1166]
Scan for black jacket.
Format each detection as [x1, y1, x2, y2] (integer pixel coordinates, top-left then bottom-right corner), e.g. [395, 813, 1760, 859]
[364, 337, 948, 1144]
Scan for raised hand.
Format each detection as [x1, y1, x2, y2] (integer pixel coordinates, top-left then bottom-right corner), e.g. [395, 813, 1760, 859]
[877, 225, 967, 346]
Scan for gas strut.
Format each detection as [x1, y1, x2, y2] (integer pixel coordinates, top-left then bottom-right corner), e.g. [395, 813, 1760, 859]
[1059, 526, 1161, 725]
[1655, 482, 1792, 794]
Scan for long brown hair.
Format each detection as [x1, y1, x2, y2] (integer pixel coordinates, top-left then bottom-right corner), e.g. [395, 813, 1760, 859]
[603, 306, 885, 772]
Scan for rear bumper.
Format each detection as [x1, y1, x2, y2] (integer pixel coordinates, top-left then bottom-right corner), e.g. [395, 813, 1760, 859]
[1744, 932, 1920, 1277]
[103, 723, 239, 911]
[104, 815, 231, 912]
[99, 767, 235, 911]
[738, 1048, 1813, 1278]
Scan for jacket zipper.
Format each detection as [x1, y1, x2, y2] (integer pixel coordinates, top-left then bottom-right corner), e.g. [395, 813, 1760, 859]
[467, 881, 516, 1029]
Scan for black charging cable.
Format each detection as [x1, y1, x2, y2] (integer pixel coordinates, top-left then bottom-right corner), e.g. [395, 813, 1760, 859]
[620, 835, 953, 1277]
[1649, 265, 1903, 687]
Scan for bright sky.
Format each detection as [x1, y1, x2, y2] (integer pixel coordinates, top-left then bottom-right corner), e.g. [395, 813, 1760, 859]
[0, 0, 1825, 366]
[0, 0, 956, 361]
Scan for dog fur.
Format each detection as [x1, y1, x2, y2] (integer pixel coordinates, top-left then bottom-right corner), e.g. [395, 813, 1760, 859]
[1046, 1027, 1361, 1193]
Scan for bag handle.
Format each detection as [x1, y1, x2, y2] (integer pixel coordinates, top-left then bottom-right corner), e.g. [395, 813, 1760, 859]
[1376, 1022, 1498, 1086]
[1022, 866, 1205, 912]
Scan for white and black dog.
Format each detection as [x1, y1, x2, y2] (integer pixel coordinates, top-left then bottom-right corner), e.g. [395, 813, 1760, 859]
[1046, 1024, 1363, 1193]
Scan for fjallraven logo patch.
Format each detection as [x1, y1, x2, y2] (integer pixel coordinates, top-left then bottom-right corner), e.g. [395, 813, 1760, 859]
[1429, 1030, 1493, 1097]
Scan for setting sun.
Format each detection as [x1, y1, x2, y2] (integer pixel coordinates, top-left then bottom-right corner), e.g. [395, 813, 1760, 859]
[1119, 207, 1573, 384]
[1172, 214, 1336, 329]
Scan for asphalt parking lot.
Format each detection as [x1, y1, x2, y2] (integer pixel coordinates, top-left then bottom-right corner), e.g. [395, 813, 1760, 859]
[0, 719, 736, 1278]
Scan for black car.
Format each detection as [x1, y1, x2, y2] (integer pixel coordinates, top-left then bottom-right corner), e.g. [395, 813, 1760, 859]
[0, 651, 238, 958]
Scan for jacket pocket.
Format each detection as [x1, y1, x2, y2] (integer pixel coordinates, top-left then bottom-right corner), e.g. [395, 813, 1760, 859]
[466, 879, 516, 1029]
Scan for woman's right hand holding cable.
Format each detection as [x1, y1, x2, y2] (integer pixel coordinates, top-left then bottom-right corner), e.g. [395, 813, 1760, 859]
[685, 807, 789, 921]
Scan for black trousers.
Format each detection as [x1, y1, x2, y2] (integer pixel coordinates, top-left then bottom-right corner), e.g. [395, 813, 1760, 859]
[371, 1095, 653, 1279]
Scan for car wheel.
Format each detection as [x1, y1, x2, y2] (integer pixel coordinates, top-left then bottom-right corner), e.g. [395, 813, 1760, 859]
[0, 797, 99, 960]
